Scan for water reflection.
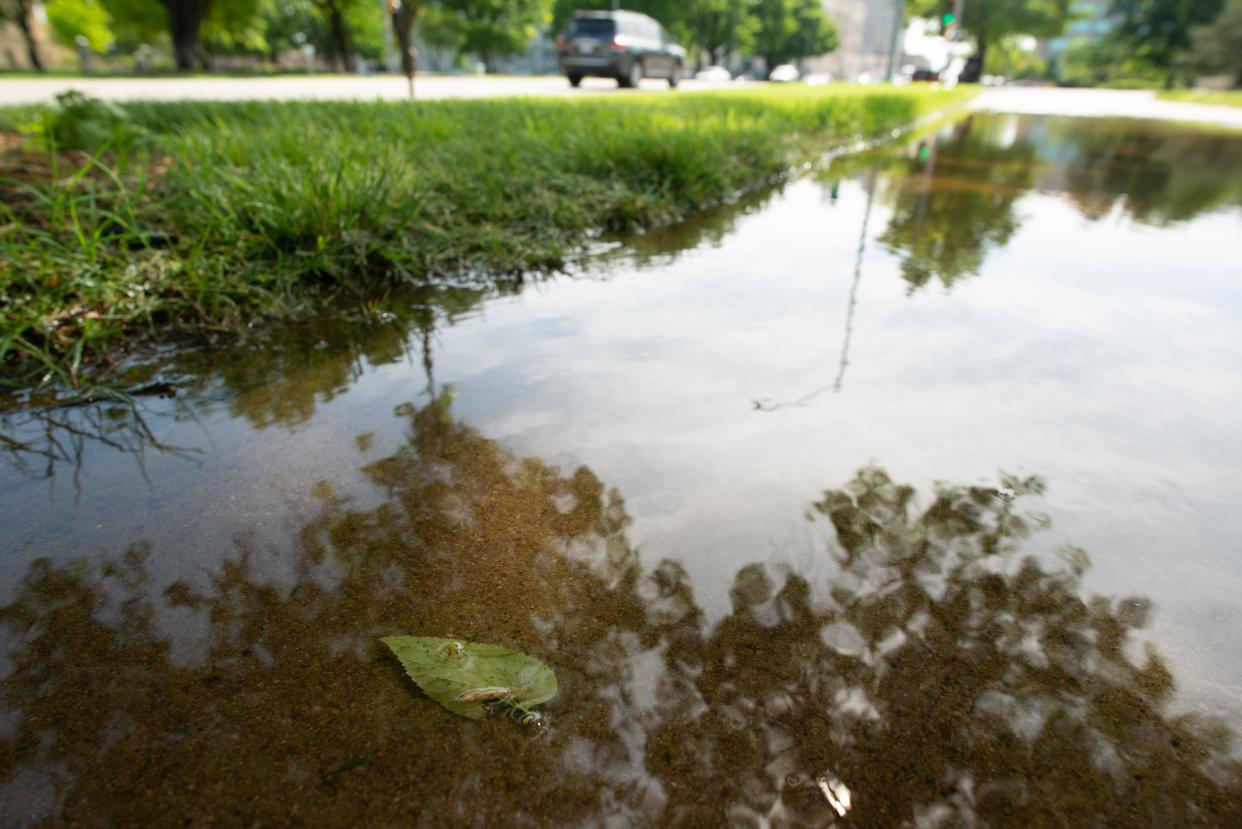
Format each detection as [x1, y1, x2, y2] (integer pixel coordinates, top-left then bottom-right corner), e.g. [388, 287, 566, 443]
[866, 114, 1242, 294]
[876, 116, 1035, 294]
[3, 397, 1238, 825]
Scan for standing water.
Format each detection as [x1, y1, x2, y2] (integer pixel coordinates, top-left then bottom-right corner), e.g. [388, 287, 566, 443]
[2, 113, 1242, 825]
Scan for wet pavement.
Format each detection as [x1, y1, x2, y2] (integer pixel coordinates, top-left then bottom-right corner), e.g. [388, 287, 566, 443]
[2, 113, 1242, 826]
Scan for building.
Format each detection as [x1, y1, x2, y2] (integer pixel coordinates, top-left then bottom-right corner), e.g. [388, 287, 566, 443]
[1042, 0, 1116, 62]
[808, 0, 898, 80]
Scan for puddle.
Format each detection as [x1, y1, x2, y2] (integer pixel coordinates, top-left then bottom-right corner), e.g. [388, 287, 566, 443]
[3, 113, 1242, 825]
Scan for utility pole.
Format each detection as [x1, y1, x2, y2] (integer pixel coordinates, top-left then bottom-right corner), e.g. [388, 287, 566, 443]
[950, 0, 966, 39]
[885, 0, 907, 82]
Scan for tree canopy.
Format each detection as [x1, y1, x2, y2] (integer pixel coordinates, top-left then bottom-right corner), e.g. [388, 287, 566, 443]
[1109, 0, 1224, 86]
[752, 0, 838, 74]
[910, 0, 1073, 73]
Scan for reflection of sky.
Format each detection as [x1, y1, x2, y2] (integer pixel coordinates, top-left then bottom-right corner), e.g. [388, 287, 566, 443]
[4, 118, 1242, 723]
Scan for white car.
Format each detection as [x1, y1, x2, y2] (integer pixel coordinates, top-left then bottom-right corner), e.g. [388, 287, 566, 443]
[768, 64, 800, 83]
[695, 65, 732, 82]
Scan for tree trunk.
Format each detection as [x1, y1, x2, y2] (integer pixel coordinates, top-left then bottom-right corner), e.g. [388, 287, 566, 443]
[327, 1, 352, 71]
[960, 35, 985, 84]
[13, 5, 43, 72]
[163, 0, 212, 71]
[393, 3, 417, 97]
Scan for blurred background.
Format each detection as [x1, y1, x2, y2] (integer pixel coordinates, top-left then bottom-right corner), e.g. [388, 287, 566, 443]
[0, 0, 1237, 91]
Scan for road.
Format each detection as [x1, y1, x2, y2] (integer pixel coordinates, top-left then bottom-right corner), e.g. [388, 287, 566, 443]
[2, 75, 1240, 129]
[0, 73, 725, 105]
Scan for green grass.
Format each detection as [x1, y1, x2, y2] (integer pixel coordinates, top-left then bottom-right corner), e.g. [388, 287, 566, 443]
[1157, 89, 1242, 108]
[0, 85, 972, 396]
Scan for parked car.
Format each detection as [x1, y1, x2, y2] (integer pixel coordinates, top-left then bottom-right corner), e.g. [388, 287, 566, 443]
[695, 65, 732, 82]
[768, 64, 801, 83]
[557, 10, 687, 89]
[911, 67, 940, 82]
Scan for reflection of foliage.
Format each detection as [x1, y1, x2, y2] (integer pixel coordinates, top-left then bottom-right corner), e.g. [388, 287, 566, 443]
[1, 401, 1239, 824]
[876, 114, 1242, 294]
[648, 467, 1242, 825]
[1043, 118, 1242, 226]
[878, 116, 1036, 293]
[0, 394, 688, 825]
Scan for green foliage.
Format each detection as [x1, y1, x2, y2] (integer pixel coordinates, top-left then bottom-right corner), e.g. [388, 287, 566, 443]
[98, 0, 167, 47]
[1057, 36, 1163, 86]
[436, 0, 552, 67]
[202, 0, 268, 55]
[983, 35, 1048, 79]
[681, 0, 757, 65]
[1186, 0, 1242, 84]
[1110, 0, 1223, 84]
[45, 0, 115, 52]
[910, 0, 1073, 62]
[752, 0, 838, 70]
[381, 636, 557, 720]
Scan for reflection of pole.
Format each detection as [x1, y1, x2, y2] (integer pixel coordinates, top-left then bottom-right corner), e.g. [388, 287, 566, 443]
[911, 137, 938, 241]
[834, 166, 878, 393]
[885, 0, 907, 81]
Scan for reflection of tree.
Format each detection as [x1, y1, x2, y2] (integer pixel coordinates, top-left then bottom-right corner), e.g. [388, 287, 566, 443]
[646, 467, 1242, 825]
[178, 284, 509, 431]
[878, 116, 1037, 294]
[1041, 118, 1242, 226]
[0, 392, 691, 825]
[2, 406, 1239, 824]
[876, 115, 1242, 296]
[0, 399, 200, 486]
[597, 186, 782, 273]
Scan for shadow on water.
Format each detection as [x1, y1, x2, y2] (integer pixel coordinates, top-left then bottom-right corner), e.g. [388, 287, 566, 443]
[1, 393, 1239, 825]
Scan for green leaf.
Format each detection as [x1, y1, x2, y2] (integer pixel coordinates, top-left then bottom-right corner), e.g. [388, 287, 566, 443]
[380, 636, 558, 720]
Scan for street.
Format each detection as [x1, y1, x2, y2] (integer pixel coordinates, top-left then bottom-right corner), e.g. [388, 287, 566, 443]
[0, 72, 728, 105]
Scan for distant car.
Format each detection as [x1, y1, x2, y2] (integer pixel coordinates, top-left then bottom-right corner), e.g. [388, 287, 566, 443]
[695, 65, 732, 82]
[911, 68, 940, 82]
[769, 64, 801, 83]
[557, 10, 687, 89]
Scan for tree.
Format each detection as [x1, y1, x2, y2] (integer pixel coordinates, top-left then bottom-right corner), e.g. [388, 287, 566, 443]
[0, 0, 44, 69]
[751, 0, 837, 76]
[911, 0, 1074, 84]
[682, 0, 757, 66]
[1187, 0, 1242, 85]
[435, 0, 550, 71]
[315, 0, 352, 69]
[98, 0, 166, 52]
[391, 0, 417, 94]
[46, 0, 115, 53]
[1109, 0, 1223, 87]
[149, 0, 214, 68]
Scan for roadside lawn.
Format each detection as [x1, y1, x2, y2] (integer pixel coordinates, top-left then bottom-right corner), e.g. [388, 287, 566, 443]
[1157, 90, 1242, 108]
[0, 85, 973, 397]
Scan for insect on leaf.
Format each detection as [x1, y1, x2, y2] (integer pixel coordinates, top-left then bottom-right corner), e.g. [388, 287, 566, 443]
[380, 636, 558, 720]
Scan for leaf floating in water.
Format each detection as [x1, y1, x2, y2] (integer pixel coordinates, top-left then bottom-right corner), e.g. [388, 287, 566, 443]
[380, 636, 557, 721]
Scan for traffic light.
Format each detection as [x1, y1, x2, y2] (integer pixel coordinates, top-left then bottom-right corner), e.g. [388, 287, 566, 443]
[941, 10, 958, 39]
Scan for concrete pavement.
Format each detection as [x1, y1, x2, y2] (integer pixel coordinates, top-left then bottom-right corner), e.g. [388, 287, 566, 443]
[0, 73, 722, 105]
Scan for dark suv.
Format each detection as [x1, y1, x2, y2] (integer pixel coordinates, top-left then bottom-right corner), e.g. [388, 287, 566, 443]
[557, 10, 686, 89]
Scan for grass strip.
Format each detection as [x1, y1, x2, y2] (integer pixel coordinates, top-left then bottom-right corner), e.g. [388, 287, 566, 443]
[0, 84, 972, 396]
[1156, 90, 1242, 109]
